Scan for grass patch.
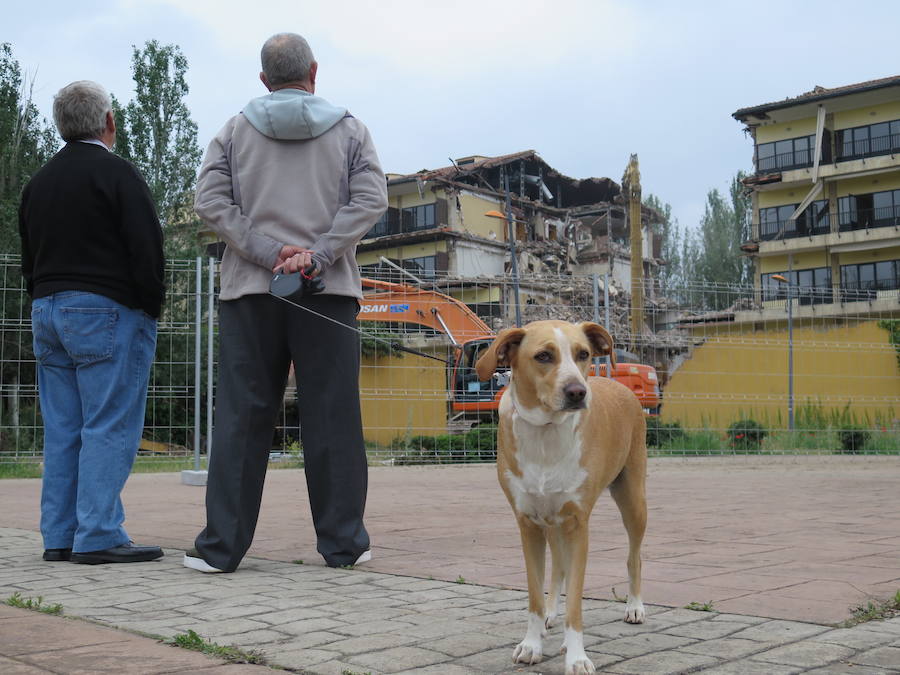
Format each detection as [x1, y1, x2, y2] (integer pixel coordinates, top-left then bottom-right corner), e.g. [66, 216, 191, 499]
[5, 592, 62, 615]
[684, 600, 715, 612]
[168, 629, 267, 665]
[0, 461, 42, 479]
[842, 589, 900, 627]
[455, 575, 466, 584]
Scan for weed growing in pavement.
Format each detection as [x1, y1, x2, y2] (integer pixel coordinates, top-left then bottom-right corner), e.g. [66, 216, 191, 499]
[169, 630, 267, 665]
[842, 589, 900, 627]
[291, 559, 304, 565]
[5, 592, 62, 615]
[611, 587, 627, 603]
[342, 670, 372, 675]
[455, 575, 466, 584]
[684, 601, 716, 612]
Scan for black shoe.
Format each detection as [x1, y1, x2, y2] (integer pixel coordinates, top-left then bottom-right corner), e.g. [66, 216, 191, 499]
[70, 543, 164, 565]
[43, 548, 72, 562]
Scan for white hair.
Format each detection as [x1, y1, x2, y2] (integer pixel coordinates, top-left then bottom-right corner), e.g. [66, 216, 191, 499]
[261, 33, 315, 86]
[52, 80, 111, 142]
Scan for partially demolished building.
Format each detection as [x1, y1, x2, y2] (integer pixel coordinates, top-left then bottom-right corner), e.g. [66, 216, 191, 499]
[356, 150, 666, 336]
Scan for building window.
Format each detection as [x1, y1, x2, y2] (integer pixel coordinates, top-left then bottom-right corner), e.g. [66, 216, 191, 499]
[759, 204, 797, 240]
[401, 204, 436, 232]
[756, 135, 815, 173]
[841, 259, 899, 301]
[403, 255, 436, 279]
[837, 119, 900, 160]
[839, 190, 900, 232]
[761, 267, 832, 305]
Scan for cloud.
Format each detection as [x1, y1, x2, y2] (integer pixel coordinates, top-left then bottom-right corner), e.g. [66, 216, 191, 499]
[149, 0, 638, 76]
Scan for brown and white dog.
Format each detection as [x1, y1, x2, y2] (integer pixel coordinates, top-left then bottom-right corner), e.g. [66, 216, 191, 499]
[475, 320, 647, 675]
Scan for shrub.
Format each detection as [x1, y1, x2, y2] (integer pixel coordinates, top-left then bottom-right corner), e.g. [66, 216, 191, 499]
[727, 419, 766, 451]
[837, 426, 870, 454]
[645, 418, 685, 448]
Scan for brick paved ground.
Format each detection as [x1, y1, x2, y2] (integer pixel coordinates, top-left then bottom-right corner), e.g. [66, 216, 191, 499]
[2, 528, 899, 674]
[1, 456, 899, 673]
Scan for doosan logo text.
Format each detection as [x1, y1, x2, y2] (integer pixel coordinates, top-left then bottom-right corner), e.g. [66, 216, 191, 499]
[360, 304, 409, 314]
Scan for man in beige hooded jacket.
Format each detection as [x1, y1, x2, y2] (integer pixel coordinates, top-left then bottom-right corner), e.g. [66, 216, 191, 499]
[185, 33, 387, 572]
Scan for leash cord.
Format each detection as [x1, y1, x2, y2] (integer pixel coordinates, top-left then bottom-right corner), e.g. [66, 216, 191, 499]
[267, 290, 451, 365]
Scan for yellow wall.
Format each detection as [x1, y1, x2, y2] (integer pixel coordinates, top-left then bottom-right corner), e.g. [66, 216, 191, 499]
[759, 252, 830, 275]
[451, 286, 501, 304]
[840, 245, 900, 266]
[458, 192, 504, 240]
[359, 350, 449, 445]
[756, 118, 817, 144]
[758, 187, 815, 209]
[834, 100, 900, 130]
[661, 320, 900, 428]
[835, 172, 900, 198]
[357, 241, 445, 267]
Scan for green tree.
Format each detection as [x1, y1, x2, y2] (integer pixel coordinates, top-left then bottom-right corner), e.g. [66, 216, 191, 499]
[694, 171, 752, 309]
[0, 43, 56, 252]
[0, 43, 56, 453]
[113, 40, 202, 257]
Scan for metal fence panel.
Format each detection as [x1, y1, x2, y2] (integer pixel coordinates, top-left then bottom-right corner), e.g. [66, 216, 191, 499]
[1, 256, 898, 467]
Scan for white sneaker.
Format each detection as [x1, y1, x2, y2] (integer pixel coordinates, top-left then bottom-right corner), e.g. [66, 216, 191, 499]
[354, 550, 372, 565]
[183, 549, 224, 573]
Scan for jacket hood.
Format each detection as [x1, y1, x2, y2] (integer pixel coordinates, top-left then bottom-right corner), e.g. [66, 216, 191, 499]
[242, 89, 347, 140]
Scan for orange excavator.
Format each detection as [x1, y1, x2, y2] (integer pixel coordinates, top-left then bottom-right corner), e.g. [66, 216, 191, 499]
[358, 278, 660, 419]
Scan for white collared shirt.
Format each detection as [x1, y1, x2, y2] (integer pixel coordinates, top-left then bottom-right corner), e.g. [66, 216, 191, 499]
[77, 138, 111, 151]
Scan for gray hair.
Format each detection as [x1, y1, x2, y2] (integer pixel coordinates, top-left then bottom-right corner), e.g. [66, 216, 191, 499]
[261, 33, 315, 86]
[53, 80, 111, 142]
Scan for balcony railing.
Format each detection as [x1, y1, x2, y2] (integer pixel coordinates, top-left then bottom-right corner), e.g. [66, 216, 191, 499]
[838, 132, 900, 161]
[758, 213, 830, 241]
[763, 286, 833, 305]
[840, 279, 899, 302]
[757, 149, 812, 173]
[838, 206, 900, 232]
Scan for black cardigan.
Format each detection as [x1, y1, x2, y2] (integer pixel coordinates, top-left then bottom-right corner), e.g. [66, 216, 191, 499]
[18, 142, 166, 318]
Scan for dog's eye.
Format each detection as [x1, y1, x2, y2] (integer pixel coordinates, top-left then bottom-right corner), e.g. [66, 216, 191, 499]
[534, 351, 552, 363]
[576, 350, 590, 361]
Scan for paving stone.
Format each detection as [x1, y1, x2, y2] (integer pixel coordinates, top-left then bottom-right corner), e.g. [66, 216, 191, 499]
[317, 632, 420, 655]
[241, 606, 328, 625]
[731, 619, 830, 643]
[333, 618, 417, 636]
[652, 607, 719, 625]
[183, 617, 272, 636]
[303, 658, 385, 675]
[346, 645, 449, 673]
[805, 665, 897, 675]
[664, 619, 750, 640]
[264, 646, 342, 669]
[402, 618, 490, 639]
[393, 664, 477, 675]
[750, 640, 856, 668]
[605, 649, 720, 674]
[812, 627, 900, 649]
[679, 636, 772, 660]
[218, 628, 292, 646]
[426, 630, 516, 657]
[597, 632, 697, 658]
[262, 630, 344, 650]
[0, 654, 47, 673]
[694, 662, 802, 675]
[710, 613, 769, 624]
[333, 606, 415, 625]
[588, 619, 677, 639]
[188, 603, 275, 621]
[276, 616, 345, 635]
[849, 646, 900, 668]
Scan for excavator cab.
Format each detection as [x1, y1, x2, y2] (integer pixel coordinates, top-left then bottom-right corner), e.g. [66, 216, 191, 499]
[452, 338, 504, 405]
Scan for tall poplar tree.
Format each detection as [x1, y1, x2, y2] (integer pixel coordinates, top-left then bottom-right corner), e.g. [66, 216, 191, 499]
[113, 40, 202, 255]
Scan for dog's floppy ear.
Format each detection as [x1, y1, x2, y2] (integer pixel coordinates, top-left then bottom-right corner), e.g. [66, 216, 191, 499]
[579, 322, 617, 369]
[475, 327, 526, 381]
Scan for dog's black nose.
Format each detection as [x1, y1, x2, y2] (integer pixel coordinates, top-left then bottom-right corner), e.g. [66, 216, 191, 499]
[564, 383, 587, 405]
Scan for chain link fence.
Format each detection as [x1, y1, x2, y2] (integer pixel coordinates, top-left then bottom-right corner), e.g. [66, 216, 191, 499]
[1, 255, 898, 467]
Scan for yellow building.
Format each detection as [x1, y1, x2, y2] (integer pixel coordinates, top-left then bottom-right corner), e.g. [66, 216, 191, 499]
[662, 77, 900, 430]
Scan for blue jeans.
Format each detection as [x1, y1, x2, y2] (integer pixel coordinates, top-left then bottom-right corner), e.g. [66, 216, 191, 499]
[31, 291, 157, 553]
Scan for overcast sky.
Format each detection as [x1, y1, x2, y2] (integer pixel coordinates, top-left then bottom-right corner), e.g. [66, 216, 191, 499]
[7, 0, 900, 230]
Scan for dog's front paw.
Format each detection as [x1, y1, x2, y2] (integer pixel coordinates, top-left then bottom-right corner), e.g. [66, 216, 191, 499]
[565, 656, 596, 674]
[512, 639, 543, 665]
[624, 595, 645, 624]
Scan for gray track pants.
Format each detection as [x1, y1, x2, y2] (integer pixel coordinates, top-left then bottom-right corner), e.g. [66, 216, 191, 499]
[194, 293, 369, 570]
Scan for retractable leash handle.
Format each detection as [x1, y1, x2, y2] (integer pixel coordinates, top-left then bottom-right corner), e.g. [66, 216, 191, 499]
[270, 262, 324, 302]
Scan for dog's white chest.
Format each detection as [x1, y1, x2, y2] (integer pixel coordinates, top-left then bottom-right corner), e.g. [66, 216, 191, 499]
[505, 414, 587, 527]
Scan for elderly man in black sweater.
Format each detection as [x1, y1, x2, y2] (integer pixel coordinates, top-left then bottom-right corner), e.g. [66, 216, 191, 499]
[18, 80, 166, 564]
